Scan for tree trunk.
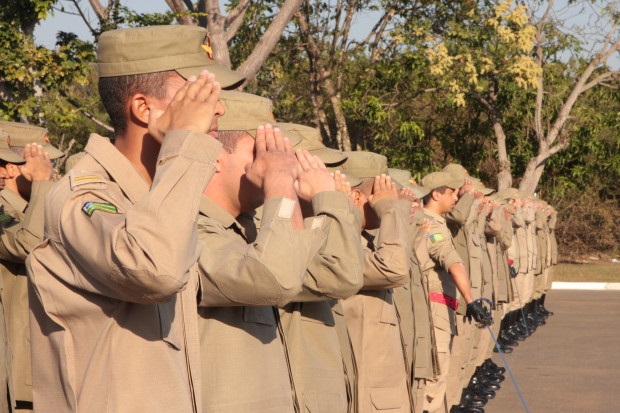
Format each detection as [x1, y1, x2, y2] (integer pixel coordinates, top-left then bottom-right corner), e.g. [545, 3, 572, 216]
[493, 118, 512, 190]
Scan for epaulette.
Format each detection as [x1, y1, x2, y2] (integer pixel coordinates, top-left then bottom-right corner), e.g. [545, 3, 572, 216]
[69, 170, 107, 191]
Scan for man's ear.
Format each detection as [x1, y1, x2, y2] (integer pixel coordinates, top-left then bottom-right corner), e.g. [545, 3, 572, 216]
[431, 189, 440, 202]
[351, 189, 363, 207]
[128, 93, 152, 126]
[6, 163, 20, 178]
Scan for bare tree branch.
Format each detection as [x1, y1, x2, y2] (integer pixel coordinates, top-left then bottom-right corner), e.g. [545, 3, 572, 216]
[582, 71, 620, 92]
[224, 0, 252, 41]
[68, 0, 98, 37]
[236, 0, 304, 82]
[58, 89, 114, 132]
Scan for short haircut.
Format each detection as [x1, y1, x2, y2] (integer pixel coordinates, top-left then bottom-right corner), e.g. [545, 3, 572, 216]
[216, 130, 250, 154]
[355, 177, 375, 197]
[98, 70, 175, 135]
[422, 186, 449, 205]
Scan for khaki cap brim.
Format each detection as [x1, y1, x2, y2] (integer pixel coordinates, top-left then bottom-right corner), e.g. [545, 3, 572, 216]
[176, 65, 245, 90]
[339, 170, 362, 188]
[0, 149, 25, 164]
[309, 147, 347, 166]
[413, 186, 432, 199]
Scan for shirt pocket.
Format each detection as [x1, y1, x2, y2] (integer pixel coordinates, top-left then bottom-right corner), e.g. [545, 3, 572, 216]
[300, 302, 335, 326]
[370, 387, 406, 412]
[157, 297, 182, 350]
[243, 306, 276, 326]
[380, 291, 398, 325]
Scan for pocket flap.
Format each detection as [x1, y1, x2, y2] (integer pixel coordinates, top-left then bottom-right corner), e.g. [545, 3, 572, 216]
[300, 302, 335, 326]
[370, 387, 403, 409]
[243, 306, 276, 326]
[158, 299, 182, 350]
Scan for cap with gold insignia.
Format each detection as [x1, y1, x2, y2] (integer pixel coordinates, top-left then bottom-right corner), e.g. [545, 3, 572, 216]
[97, 25, 244, 89]
[420, 171, 464, 191]
[0, 130, 25, 164]
[0, 121, 64, 159]
[278, 123, 347, 166]
[388, 168, 431, 198]
[388, 168, 412, 190]
[216, 91, 301, 144]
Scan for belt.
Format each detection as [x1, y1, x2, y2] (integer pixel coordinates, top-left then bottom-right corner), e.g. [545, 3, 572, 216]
[429, 292, 459, 311]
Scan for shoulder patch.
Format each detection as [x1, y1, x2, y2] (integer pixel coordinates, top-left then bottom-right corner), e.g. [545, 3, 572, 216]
[82, 202, 118, 217]
[70, 170, 107, 191]
[429, 233, 445, 243]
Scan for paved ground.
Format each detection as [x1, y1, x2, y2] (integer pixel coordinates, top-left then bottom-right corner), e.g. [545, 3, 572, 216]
[486, 290, 620, 413]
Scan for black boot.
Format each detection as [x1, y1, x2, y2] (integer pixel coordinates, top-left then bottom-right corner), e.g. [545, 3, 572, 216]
[540, 293, 554, 316]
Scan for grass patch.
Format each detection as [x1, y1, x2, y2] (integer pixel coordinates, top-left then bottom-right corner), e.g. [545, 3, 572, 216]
[552, 262, 620, 283]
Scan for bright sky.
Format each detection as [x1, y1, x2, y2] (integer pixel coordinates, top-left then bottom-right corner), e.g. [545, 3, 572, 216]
[34, 0, 618, 69]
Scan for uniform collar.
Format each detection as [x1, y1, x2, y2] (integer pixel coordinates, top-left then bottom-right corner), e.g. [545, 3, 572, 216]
[0, 188, 28, 217]
[423, 207, 445, 224]
[198, 195, 247, 237]
[84, 134, 149, 203]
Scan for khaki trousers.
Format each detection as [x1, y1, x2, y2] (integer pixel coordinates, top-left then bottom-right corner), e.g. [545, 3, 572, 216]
[423, 328, 452, 413]
[445, 316, 470, 408]
[413, 378, 427, 413]
[508, 273, 527, 312]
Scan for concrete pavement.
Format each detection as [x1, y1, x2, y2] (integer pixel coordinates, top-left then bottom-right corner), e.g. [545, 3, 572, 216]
[485, 290, 620, 412]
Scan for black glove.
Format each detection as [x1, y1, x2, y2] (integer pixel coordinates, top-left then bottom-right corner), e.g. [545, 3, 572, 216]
[466, 300, 492, 325]
[509, 266, 518, 278]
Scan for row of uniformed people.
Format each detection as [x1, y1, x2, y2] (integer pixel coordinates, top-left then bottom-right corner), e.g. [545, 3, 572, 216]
[0, 24, 557, 413]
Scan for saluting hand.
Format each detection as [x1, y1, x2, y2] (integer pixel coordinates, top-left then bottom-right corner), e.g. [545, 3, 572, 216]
[368, 174, 398, 208]
[148, 70, 221, 143]
[294, 150, 335, 202]
[19, 143, 53, 182]
[245, 125, 298, 196]
[334, 171, 355, 204]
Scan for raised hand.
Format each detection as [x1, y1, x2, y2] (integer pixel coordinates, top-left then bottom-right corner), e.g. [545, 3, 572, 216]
[245, 125, 298, 197]
[459, 177, 475, 197]
[368, 174, 398, 208]
[294, 150, 335, 202]
[148, 70, 221, 143]
[19, 143, 53, 182]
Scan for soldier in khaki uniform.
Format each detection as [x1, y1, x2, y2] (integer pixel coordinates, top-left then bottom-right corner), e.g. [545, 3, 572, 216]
[277, 123, 363, 413]
[338, 152, 413, 413]
[389, 169, 435, 413]
[416, 172, 489, 413]
[0, 123, 61, 412]
[26, 25, 243, 413]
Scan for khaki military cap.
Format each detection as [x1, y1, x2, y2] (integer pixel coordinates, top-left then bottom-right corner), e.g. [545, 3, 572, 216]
[217, 91, 282, 139]
[421, 171, 464, 190]
[0, 131, 25, 164]
[388, 168, 413, 190]
[97, 25, 244, 89]
[278, 123, 346, 166]
[389, 168, 431, 198]
[443, 163, 469, 178]
[341, 151, 389, 179]
[0, 121, 64, 159]
[496, 187, 520, 200]
[473, 180, 495, 195]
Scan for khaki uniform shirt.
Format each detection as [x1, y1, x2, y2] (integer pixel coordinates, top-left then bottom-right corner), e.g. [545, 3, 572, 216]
[342, 199, 412, 413]
[394, 209, 435, 381]
[420, 209, 464, 337]
[279, 192, 364, 413]
[548, 213, 558, 265]
[0, 182, 52, 405]
[534, 208, 548, 275]
[27, 133, 220, 413]
[196, 194, 315, 413]
[524, 206, 537, 273]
